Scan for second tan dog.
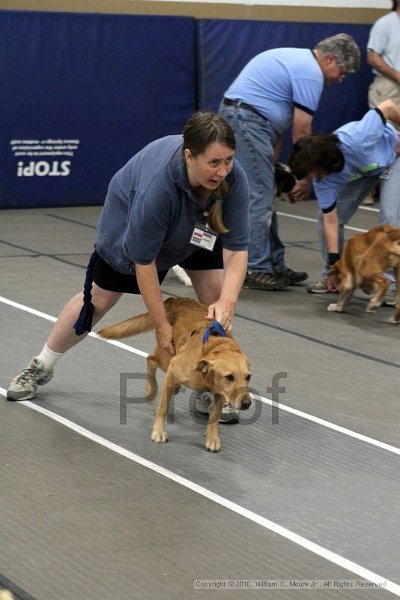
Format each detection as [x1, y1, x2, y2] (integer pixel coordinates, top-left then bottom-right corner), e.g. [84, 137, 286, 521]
[98, 297, 252, 452]
[327, 224, 400, 322]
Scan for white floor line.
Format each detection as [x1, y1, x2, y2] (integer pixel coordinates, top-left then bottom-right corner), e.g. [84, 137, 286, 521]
[0, 394, 398, 597]
[0, 295, 148, 358]
[2, 294, 399, 456]
[359, 205, 380, 213]
[277, 211, 374, 234]
[253, 395, 400, 456]
[0, 388, 400, 597]
[0, 296, 400, 597]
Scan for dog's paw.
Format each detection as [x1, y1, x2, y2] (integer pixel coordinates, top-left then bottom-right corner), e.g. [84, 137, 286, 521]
[151, 429, 168, 443]
[327, 303, 342, 312]
[205, 436, 221, 453]
[366, 303, 379, 313]
[390, 315, 400, 324]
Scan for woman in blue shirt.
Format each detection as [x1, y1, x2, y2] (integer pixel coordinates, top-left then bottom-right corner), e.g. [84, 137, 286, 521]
[7, 112, 250, 403]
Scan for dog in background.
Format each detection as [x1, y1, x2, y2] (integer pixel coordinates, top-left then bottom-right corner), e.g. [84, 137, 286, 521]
[327, 224, 400, 322]
[274, 162, 297, 201]
[98, 297, 252, 452]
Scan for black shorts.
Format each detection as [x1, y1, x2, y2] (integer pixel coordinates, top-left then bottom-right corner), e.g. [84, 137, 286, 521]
[93, 239, 223, 294]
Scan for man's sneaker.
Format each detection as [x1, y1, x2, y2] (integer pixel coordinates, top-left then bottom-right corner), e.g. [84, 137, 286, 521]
[7, 357, 53, 401]
[194, 391, 239, 424]
[383, 289, 397, 307]
[243, 271, 289, 291]
[307, 278, 329, 294]
[276, 268, 308, 285]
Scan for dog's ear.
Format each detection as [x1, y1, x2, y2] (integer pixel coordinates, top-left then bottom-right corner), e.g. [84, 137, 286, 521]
[196, 360, 209, 374]
[328, 260, 340, 274]
[381, 224, 398, 234]
[327, 260, 342, 288]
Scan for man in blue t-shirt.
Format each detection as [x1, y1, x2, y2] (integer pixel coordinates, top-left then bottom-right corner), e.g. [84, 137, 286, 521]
[287, 100, 400, 294]
[218, 33, 360, 291]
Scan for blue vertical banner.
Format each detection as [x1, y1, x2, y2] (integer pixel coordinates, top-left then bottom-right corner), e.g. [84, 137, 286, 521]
[0, 10, 197, 208]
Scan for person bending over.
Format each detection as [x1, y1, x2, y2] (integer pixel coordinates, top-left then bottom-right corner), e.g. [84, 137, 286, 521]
[288, 100, 400, 295]
[7, 112, 250, 423]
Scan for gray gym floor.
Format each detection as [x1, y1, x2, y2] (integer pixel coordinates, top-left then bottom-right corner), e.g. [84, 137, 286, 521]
[0, 199, 399, 599]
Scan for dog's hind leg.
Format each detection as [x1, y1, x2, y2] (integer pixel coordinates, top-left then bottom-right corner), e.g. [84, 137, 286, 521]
[204, 394, 223, 453]
[366, 276, 389, 312]
[391, 306, 400, 323]
[151, 368, 176, 443]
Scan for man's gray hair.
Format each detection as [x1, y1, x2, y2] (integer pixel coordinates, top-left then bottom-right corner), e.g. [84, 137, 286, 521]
[315, 33, 360, 73]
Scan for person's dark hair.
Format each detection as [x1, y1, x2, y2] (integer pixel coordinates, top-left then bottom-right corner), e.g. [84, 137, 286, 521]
[183, 112, 236, 234]
[183, 111, 236, 157]
[288, 134, 344, 180]
[392, 0, 399, 10]
[315, 33, 360, 73]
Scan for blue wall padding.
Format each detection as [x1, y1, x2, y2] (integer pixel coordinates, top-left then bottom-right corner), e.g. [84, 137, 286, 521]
[0, 10, 197, 208]
[197, 19, 373, 159]
[0, 11, 375, 208]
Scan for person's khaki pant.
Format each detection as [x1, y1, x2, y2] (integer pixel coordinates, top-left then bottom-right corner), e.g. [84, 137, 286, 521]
[368, 75, 400, 130]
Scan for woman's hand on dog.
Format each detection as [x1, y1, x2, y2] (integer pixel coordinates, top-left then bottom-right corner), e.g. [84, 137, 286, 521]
[156, 322, 176, 355]
[206, 300, 234, 333]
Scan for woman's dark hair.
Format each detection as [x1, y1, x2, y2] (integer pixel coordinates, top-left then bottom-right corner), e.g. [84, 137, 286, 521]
[183, 112, 236, 234]
[183, 111, 236, 156]
[288, 134, 344, 180]
[392, 0, 398, 10]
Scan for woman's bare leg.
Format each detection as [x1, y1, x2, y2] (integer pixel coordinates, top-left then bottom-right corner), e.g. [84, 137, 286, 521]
[47, 284, 123, 353]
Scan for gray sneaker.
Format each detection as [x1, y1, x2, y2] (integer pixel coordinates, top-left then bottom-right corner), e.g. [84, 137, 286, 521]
[7, 357, 53, 401]
[307, 278, 329, 294]
[194, 391, 239, 424]
[383, 289, 397, 307]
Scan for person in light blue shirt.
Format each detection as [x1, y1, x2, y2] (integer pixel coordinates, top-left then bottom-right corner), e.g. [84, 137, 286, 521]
[219, 33, 360, 291]
[287, 100, 400, 294]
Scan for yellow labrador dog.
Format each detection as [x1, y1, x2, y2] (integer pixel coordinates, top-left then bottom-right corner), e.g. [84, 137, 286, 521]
[98, 297, 252, 452]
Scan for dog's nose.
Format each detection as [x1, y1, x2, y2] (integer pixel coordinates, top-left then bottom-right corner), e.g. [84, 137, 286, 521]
[240, 395, 252, 410]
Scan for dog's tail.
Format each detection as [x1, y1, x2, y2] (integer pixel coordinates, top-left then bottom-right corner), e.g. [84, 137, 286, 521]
[98, 312, 153, 340]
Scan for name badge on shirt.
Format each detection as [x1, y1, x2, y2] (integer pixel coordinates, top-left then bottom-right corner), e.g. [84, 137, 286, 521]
[190, 223, 218, 251]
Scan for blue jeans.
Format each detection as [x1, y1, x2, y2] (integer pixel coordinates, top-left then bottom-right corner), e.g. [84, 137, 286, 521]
[379, 156, 400, 289]
[218, 102, 285, 273]
[380, 156, 400, 227]
[317, 176, 379, 277]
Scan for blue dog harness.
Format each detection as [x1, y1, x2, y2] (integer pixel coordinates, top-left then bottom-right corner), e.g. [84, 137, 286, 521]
[202, 321, 227, 344]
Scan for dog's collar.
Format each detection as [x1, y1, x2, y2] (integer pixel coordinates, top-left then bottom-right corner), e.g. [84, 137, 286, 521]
[202, 321, 227, 344]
